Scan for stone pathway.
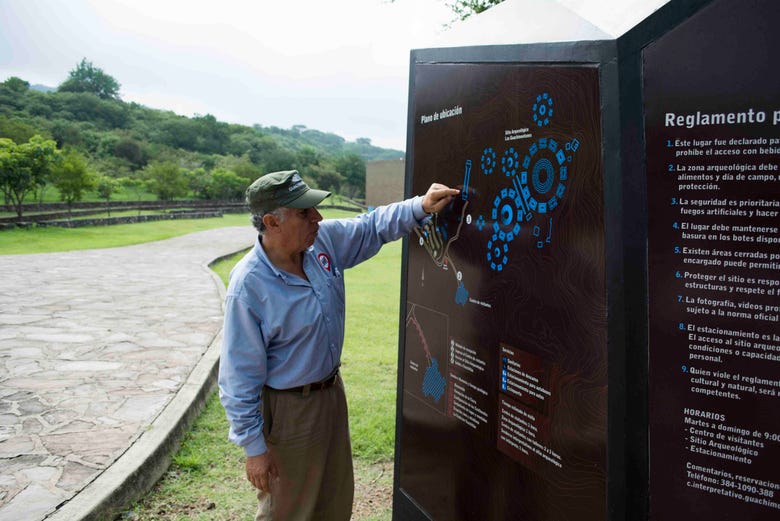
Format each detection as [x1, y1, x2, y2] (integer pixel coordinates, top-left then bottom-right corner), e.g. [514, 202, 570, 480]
[0, 226, 255, 521]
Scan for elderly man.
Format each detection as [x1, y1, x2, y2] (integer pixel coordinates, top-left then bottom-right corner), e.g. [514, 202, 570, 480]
[218, 170, 458, 520]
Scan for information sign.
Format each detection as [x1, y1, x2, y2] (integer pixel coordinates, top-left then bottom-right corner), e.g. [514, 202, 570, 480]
[398, 62, 607, 520]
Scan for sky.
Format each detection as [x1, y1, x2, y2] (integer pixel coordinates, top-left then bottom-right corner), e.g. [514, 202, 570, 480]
[0, 0, 457, 151]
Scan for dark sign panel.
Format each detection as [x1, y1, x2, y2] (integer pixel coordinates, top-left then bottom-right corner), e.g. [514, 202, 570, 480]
[645, 1, 780, 519]
[398, 63, 606, 520]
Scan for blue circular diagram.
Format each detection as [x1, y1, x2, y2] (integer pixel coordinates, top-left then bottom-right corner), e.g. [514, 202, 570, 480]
[490, 187, 522, 242]
[481, 147, 497, 175]
[486, 233, 509, 272]
[519, 138, 567, 214]
[532, 158, 555, 194]
[532, 93, 554, 127]
[501, 147, 519, 177]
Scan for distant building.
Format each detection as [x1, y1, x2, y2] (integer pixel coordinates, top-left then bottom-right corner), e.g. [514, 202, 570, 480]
[365, 158, 405, 208]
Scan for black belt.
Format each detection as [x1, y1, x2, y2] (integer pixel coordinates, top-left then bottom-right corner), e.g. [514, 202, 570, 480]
[267, 371, 339, 396]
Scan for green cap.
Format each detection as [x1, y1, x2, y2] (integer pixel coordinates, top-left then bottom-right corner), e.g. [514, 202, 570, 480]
[246, 170, 331, 214]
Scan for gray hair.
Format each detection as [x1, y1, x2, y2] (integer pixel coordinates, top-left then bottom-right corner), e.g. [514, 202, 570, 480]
[251, 207, 287, 234]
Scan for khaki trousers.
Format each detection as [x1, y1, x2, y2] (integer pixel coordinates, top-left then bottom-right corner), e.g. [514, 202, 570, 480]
[255, 376, 354, 521]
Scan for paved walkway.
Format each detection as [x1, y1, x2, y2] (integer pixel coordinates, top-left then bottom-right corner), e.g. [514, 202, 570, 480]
[0, 226, 256, 521]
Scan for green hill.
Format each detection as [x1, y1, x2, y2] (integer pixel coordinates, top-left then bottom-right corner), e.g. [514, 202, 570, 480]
[0, 66, 404, 204]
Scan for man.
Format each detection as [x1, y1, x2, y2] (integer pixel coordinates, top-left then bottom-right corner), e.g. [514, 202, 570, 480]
[218, 170, 458, 520]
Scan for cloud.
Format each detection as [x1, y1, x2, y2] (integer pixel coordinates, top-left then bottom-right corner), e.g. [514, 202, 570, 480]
[0, 0, 454, 149]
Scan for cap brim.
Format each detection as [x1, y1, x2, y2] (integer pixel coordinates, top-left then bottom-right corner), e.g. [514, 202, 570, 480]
[287, 187, 331, 209]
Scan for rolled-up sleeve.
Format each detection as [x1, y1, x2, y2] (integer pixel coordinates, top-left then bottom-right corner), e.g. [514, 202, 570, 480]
[218, 293, 269, 456]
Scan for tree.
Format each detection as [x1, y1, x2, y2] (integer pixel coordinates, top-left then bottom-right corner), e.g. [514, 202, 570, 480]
[96, 176, 119, 216]
[119, 176, 149, 213]
[185, 167, 211, 200]
[308, 162, 344, 194]
[260, 146, 297, 174]
[160, 117, 200, 151]
[217, 154, 262, 183]
[388, 0, 504, 21]
[0, 135, 60, 219]
[51, 149, 95, 215]
[50, 119, 83, 149]
[193, 114, 229, 154]
[227, 132, 280, 165]
[0, 77, 30, 112]
[447, 0, 505, 20]
[0, 115, 40, 144]
[335, 153, 366, 199]
[58, 58, 121, 100]
[143, 161, 188, 201]
[0, 138, 12, 207]
[54, 92, 130, 128]
[113, 137, 147, 169]
[296, 145, 322, 169]
[208, 168, 247, 200]
[2, 76, 30, 94]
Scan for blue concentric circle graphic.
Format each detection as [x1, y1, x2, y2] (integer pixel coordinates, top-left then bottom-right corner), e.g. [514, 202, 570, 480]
[490, 187, 523, 242]
[519, 138, 567, 214]
[532, 158, 555, 194]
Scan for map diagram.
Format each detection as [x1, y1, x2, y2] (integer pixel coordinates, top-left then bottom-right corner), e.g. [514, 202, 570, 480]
[403, 303, 448, 414]
[415, 92, 582, 305]
[413, 163, 472, 306]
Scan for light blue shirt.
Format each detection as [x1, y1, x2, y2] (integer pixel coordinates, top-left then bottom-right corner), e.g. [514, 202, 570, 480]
[218, 197, 427, 456]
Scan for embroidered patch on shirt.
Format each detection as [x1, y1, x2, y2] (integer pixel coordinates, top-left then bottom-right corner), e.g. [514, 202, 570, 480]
[317, 252, 331, 272]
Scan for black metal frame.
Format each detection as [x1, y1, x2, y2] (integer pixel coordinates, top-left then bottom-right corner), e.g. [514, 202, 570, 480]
[392, 2, 714, 519]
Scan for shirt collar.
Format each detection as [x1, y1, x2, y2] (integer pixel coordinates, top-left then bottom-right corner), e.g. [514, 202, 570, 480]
[254, 235, 313, 285]
[254, 235, 285, 280]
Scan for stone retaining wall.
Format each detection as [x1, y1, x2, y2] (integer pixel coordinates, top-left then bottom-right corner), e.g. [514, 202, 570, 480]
[1, 212, 225, 230]
[0, 204, 364, 231]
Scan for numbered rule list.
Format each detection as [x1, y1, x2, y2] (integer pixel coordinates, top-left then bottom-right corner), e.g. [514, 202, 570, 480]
[648, 105, 780, 516]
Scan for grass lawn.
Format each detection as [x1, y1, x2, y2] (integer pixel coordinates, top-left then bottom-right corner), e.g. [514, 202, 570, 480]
[0, 203, 357, 254]
[0, 213, 250, 254]
[342, 240, 402, 462]
[128, 242, 401, 520]
[1, 210, 400, 520]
